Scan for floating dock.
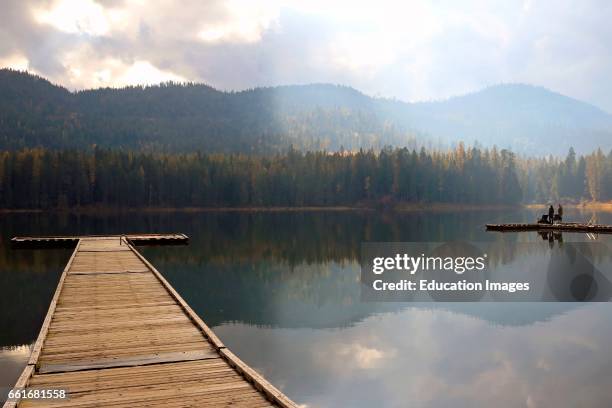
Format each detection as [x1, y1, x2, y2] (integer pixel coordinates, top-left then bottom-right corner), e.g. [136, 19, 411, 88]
[486, 223, 612, 234]
[10, 234, 189, 248]
[4, 235, 296, 408]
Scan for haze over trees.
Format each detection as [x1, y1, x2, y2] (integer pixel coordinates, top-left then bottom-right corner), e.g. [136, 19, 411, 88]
[0, 69, 418, 153]
[0, 69, 610, 209]
[2, 69, 611, 156]
[0, 146, 609, 209]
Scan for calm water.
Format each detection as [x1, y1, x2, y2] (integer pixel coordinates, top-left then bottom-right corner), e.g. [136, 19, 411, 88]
[1, 209, 612, 407]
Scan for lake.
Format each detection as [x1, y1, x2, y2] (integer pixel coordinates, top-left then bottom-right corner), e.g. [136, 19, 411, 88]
[1, 209, 612, 407]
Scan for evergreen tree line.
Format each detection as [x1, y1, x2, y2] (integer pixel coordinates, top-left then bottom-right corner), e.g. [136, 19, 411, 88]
[0, 146, 609, 209]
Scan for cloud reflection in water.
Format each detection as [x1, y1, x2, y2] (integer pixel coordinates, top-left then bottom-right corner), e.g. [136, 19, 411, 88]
[216, 303, 612, 408]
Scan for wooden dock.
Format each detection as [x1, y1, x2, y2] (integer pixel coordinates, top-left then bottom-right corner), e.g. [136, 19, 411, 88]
[4, 235, 297, 408]
[10, 234, 189, 248]
[486, 222, 612, 234]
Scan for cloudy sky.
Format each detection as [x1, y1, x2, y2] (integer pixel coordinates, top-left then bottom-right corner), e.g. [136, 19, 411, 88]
[2, 0, 612, 111]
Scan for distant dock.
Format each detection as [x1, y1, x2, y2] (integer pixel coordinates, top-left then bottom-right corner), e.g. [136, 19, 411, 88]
[5, 234, 296, 408]
[486, 223, 612, 234]
[10, 233, 189, 248]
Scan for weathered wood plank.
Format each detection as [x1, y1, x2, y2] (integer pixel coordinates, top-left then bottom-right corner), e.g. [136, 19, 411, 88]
[221, 349, 298, 408]
[4, 234, 296, 408]
[127, 242, 226, 350]
[39, 350, 219, 374]
[28, 241, 82, 367]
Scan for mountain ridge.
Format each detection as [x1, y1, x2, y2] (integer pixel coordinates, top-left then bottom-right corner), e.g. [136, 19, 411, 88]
[0, 69, 610, 155]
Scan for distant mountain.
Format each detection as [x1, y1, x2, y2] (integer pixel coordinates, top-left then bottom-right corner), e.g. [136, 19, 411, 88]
[403, 84, 612, 155]
[0, 69, 610, 155]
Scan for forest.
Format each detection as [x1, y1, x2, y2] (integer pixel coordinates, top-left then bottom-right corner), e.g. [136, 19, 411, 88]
[0, 146, 609, 209]
[0, 69, 419, 153]
[2, 69, 611, 156]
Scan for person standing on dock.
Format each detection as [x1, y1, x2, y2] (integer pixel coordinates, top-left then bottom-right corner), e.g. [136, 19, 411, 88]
[548, 205, 554, 224]
[557, 204, 563, 222]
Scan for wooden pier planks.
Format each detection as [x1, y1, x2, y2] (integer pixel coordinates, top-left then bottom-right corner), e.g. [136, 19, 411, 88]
[20, 360, 275, 408]
[5, 235, 296, 408]
[68, 252, 149, 274]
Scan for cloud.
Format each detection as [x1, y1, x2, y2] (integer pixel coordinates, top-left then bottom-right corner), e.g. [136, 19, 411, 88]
[1, 0, 612, 111]
[33, 0, 113, 36]
[336, 343, 395, 369]
[197, 0, 281, 43]
[61, 48, 188, 89]
[0, 53, 30, 71]
[214, 303, 612, 408]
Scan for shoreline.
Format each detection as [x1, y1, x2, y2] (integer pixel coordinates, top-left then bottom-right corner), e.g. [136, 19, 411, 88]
[525, 201, 612, 211]
[1, 202, 611, 214]
[0, 204, 515, 214]
[0, 206, 370, 214]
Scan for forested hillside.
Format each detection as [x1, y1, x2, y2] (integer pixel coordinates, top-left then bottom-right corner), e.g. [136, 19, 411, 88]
[403, 84, 612, 154]
[1, 69, 611, 155]
[0, 146, 609, 209]
[1, 69, 610, 209]
[0, 69, 418, 153]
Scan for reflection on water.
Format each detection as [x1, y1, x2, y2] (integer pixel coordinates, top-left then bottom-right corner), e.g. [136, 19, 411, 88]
[0, 345, 31, 397]
[1, 209, 611, 407]
[216, 304, 612, 408]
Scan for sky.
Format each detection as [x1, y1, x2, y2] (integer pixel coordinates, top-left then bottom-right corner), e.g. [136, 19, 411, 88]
[1, 0, 612, 111]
